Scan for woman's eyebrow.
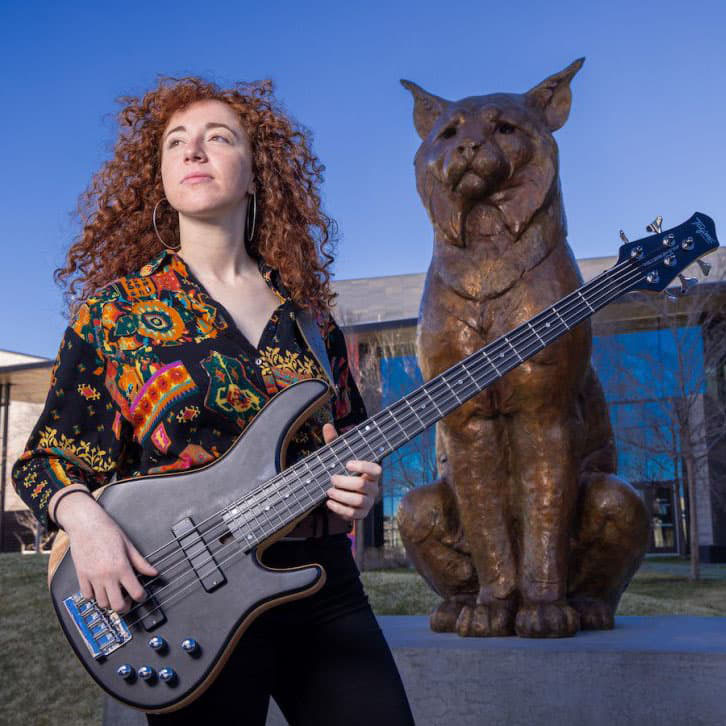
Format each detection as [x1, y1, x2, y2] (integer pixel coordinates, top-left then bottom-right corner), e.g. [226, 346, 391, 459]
[164, 122, 240, 140]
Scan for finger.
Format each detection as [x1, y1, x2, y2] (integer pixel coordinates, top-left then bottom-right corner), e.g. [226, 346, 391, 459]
[93, 582, 110, 610]
[125, 538, 158, 576]
[345, 460, 382, 479]
[322, 422, 339, 444]
[330, 474, 379, 496]
[120, 568, 147, 603]
[106, 581, 128, 614]
[326, 486, 370, 509]
[325, 498, 357, 521]
[78, 575, 94, 603]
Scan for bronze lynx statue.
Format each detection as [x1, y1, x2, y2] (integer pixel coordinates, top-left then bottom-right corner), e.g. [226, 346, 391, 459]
[396, 59, 650, 638]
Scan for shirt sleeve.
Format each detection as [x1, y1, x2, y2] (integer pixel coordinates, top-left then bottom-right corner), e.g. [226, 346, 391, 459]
[322, 314, 368, 433]
[11, 308, 131, 529]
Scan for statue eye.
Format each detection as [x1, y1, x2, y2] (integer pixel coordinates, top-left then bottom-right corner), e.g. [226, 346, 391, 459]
[497, 123, 516, 135]
[440, 126, 457, 140]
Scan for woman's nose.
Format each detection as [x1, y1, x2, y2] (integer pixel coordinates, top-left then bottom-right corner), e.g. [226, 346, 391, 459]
[184, 138, 206, 161]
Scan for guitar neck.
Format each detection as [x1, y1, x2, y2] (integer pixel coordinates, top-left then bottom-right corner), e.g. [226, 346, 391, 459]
[227, 256, 644, 547]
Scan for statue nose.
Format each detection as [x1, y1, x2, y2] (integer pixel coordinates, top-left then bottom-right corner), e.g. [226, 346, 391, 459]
[457, 139, 480, 161]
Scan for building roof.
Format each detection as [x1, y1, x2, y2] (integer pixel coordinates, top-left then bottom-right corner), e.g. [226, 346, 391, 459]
[331, 247, 726, 327]
[3, 247, 725, 402]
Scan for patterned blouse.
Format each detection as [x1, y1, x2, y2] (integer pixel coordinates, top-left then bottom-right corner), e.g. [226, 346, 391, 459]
[11, 248, 367, 528]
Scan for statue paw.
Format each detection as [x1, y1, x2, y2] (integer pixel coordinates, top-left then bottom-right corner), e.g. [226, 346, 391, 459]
[569, 597, 614, 630]
[430, 596, 475, 632]
[515, 601, 580, 638]
[455, 600, 516, 637]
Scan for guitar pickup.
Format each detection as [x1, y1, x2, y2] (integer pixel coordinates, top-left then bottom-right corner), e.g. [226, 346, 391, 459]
[172, 517, 226, 593]
[134, 588, 166, 631]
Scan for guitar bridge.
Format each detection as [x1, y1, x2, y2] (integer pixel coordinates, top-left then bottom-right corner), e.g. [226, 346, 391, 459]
[63, 592, 132, 660]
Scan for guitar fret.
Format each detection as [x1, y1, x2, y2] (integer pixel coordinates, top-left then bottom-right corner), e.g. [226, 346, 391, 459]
[339, 435, 360, 463]
[482, 349, 502, 376]
[505, 336, 523, 363]
[289, 469, 312, 512]
[460, 362, 480, 394]
[354, 426, 379, 460]
[423, 387, 445, 417]
[245, 496, 269, 537]
[256, 485, 282, 530]
[404, 397, 427, 430]
[316, 450, 341, 484]
[240, 499, 264, 542]
[527, 321, 546, 347]
[552, 306, 570, 330]
[300, 460, 323, 500]
[372, 418, 394, 456]
[266, 484, 287, 528]
[577, 289, 595, 313]
[224, 501, 253, 543]
[442, 374, 463, 404]
[276, 475, 298, 519]
[387, 407, 408, 442]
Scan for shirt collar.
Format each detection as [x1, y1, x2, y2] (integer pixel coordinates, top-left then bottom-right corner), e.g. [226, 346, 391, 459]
[139, 247, 291, 304]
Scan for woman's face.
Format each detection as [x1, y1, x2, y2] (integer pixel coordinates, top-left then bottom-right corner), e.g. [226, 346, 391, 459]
[160, 99, 254, 221]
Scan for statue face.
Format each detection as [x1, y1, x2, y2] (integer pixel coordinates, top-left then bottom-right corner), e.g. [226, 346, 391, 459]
[402, 60, 583, 242]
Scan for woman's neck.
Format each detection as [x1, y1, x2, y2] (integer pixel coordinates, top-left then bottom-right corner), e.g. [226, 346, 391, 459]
[177, 204, 257, 284]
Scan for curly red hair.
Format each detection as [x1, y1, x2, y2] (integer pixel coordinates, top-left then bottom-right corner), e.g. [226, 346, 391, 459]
[56, 77, 337, 317]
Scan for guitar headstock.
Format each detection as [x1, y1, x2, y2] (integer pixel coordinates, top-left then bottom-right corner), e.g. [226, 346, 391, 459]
[617, 213, 719, 295]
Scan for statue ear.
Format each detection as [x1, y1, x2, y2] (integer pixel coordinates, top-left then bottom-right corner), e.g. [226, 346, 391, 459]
[525, 57, 585, 131]
[400, 80, 449, 139]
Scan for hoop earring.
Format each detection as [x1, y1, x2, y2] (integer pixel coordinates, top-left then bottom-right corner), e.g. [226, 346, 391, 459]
[245, 190, 257, 243]
[153, 198, 181, 251]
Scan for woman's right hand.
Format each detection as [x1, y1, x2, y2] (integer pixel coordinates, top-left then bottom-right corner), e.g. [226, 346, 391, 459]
[54, 491, 158, 614]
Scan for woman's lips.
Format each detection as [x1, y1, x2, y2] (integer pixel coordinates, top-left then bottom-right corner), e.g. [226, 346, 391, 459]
[182, 174, 212, 184]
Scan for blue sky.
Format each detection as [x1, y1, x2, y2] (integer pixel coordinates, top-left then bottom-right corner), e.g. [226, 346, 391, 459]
[2, 0, 724, 358]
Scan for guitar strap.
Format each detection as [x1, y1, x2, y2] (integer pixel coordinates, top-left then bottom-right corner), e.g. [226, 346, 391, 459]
[293, 307, 342, 538]
[295, 307, 337, 395]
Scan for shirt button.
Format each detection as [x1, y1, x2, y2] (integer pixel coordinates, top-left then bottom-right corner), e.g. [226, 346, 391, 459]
[255, 358, 262, 366]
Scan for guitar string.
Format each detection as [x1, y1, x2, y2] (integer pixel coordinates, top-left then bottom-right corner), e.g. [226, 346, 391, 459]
[118, 260, 650, 628]
[117, 257, 638, 590]
[114, 257, 642, 605]
[114, 260, 652, 629]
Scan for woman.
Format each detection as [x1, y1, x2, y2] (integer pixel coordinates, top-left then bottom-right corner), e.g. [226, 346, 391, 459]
[12, 77, 415, 725]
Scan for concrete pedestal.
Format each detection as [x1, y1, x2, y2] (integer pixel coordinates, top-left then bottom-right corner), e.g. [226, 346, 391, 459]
[104, 616, 726, 726]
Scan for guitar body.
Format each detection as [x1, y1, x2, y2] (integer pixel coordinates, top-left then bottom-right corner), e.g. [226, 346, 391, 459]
[48, 379, 331, 713]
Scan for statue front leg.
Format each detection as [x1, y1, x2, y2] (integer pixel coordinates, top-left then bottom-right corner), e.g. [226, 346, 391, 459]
[440, 414, 519, 636]
[509, 409, 581, 637]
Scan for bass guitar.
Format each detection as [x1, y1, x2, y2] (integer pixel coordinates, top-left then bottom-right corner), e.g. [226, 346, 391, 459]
[48, 212, 719, 712]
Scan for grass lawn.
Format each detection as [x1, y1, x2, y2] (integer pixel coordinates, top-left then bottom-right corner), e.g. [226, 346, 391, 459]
[2, 553, 725, 725]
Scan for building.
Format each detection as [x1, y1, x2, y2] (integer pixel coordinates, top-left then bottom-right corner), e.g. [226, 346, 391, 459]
[2, 249, 725, 561]
[333, 248, 726, 563]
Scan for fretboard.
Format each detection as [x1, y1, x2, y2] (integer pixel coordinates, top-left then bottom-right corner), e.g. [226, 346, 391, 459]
[225, 256, 644, 548]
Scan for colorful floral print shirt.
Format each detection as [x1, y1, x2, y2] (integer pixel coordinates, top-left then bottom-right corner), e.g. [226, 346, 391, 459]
[11, 248, 367, 528]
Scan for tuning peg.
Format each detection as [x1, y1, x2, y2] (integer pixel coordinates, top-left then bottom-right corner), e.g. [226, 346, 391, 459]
[678, 274, 697, 295]
[646, 216, 663, 234]
[619, 230, 630, 243]
[696, 259, 712, 276]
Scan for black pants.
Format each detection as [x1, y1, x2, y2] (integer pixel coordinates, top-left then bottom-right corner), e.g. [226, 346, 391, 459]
[146, 534, 415, 726]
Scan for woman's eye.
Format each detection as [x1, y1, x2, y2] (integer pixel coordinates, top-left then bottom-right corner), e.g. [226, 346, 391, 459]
[167, 138, 182, 148]
[440, 127, 457, 140]
[497, 123, 515, 135]
[210, 134, 230, 143]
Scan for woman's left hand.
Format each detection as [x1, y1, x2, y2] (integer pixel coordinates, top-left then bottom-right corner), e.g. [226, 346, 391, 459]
[322, 422, 381, 521]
